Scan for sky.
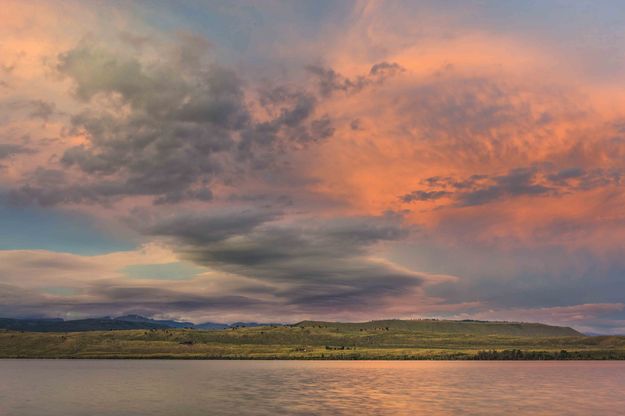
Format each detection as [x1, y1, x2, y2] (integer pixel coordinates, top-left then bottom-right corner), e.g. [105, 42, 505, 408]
[2, 1, 625, 333]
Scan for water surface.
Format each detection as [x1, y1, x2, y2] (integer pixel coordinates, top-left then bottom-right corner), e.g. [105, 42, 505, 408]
[1, 360, 624, 415]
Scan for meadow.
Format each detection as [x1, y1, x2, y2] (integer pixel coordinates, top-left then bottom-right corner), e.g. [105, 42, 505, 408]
[2, 319, 625, 359]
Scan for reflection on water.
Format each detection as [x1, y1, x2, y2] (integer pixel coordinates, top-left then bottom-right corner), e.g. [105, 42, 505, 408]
[0, 360, 624, 415]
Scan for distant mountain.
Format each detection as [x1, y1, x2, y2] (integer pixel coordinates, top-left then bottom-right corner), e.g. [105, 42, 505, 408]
[194, 321, 283, 329]
[112, 316, 283, 330]
[583, 331, 619, 336]
[230, 322, 283, 328]
[0, 317, 169, 332]
[194, 322, 230, 330]
[295, 319, 583, 337]
[0, 316, 284, 332]
[114, 314, 194, 329]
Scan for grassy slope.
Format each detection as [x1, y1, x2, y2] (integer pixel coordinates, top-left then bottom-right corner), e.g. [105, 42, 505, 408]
[296, 319, 583, 337]
[1, 320, 624, 359]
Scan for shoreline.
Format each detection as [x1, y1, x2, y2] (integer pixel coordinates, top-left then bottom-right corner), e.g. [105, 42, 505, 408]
[3, 351, 625, 360]
[2, 357, 625, 361]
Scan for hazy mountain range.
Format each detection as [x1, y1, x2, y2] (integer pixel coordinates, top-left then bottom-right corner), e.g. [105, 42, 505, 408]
[0, 315, 283, 332]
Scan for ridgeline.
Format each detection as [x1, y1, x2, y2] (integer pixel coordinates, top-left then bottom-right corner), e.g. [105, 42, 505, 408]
[1, 317, 623, 360]
[295, 319, 582, 337]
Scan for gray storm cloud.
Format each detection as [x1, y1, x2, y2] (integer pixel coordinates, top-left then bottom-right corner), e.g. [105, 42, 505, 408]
[400, 166, 623, 207]
[144, 209, 425, 314]
[0, 210, 427, 320]
[10, 40, 334, 206]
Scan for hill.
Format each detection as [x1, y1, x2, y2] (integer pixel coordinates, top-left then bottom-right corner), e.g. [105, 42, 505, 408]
[294, 319, 583, 337]
[1, 318, 622, 360]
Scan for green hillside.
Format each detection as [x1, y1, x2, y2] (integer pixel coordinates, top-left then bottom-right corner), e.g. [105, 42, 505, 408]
[1, 319, 622, 360]
[295, 319, 583, 337]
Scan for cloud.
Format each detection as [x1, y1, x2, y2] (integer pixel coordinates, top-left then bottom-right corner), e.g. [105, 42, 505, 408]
[5, 1, 625, 333]
[150, 211, 409, 277]
[0, 142, 33, 171]
[0, 281, 267, 320]
[448, 303, 625, 335]
[28, 100, 56, 121]
[10, 39, 334, 206]
[0, 143, 32, 160]
[400, 166, 623, 207]
[0, 218, 429, 321]
[400, 190, 450, 203]
[145, 210, 427, 314]
[143, 208, 279, 244]
[306, 61, 404, 96]
[0, 208, 432, 321]
[0, 245, 271, 320]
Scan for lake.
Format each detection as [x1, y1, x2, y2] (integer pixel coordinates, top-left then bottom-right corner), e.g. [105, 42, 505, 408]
[1, 360, 624, 415]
